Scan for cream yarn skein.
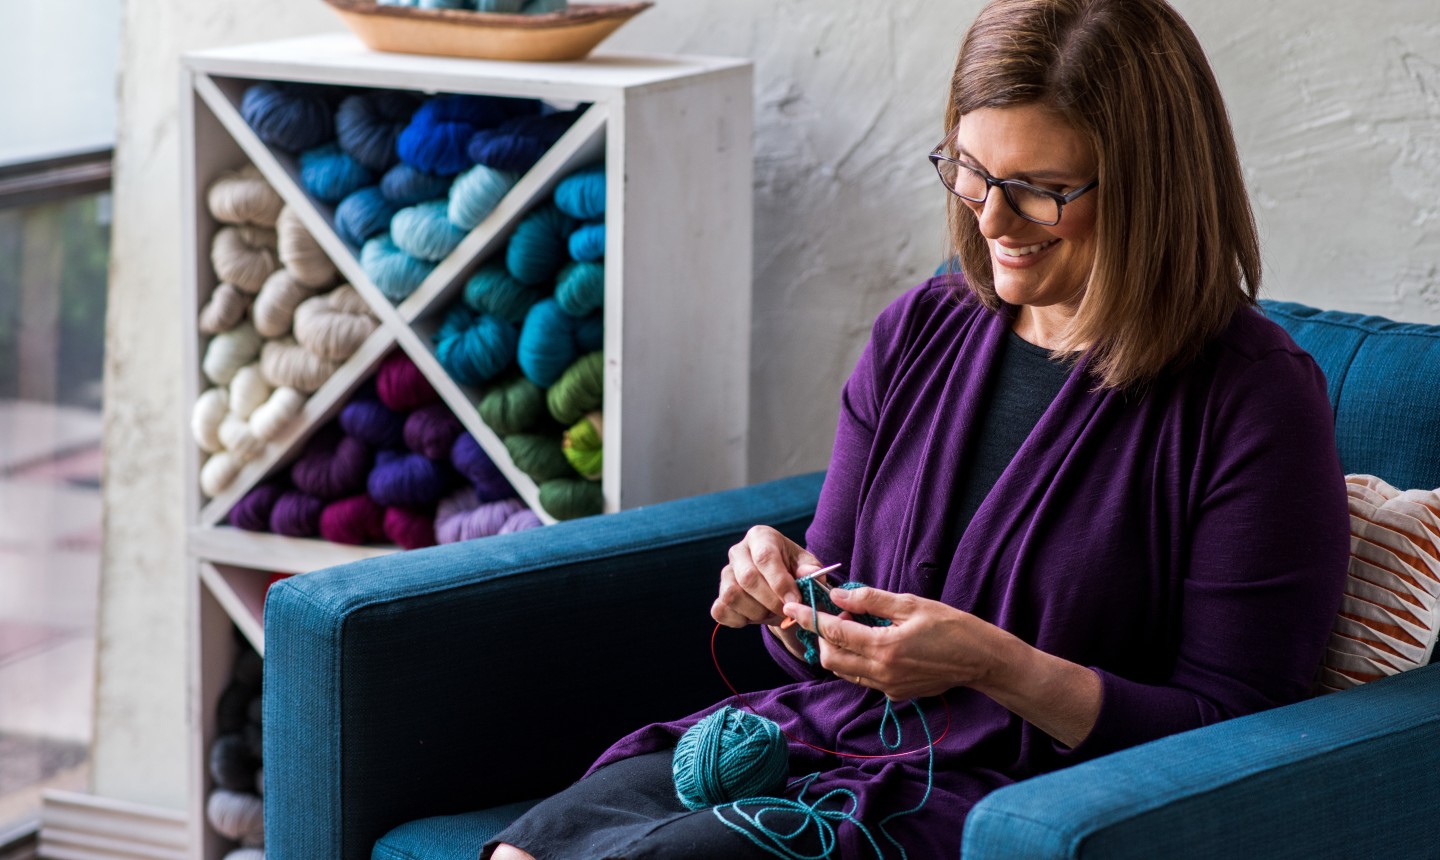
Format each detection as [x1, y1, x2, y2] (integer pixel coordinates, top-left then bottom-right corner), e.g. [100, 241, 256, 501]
[277, 206, 337, 288]
[218, 413, 263, 462]
[260, 338, 339, 394]
[252, 268, 322, 338]
[212, 225, 279, 294]
[191, 388, 229, 453]
[293, 284, 378, 361]
[207, 165, 283, 227]
[202, 321, 262, 386]
[200, 452, 244, 498]
[205, 789, 265, 846]
[198, 283, 252, 335]
[228, 364, 272, 420]
[249, 387, 305, 441]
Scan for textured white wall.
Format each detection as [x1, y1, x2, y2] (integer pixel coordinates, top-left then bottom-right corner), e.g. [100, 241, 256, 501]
[99, 0, 1440, 810]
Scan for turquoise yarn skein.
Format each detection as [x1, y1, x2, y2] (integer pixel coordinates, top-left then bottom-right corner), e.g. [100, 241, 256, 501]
[300, 143, 376, 204]
[555, 261, 604, 318]
[673, 706, 789, 811]
[517, 298, 581, 387]
[522, 0, 568, 11]
[506, 202, 574, 285]
[391, 200, 467, 262]
[553, 165, 606, 220]
[474, 0, 526, 10]
[568, 221, 605, 262]
[449, 164, 519, 230]
[362, 236, 436, 302]
[434, 306, 519, 386]
[464, 264, 540, 325]
[335, 186, 398, 246]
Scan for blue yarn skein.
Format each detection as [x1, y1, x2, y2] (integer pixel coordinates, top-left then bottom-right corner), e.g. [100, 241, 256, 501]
[522, 0, 568, 11]
[300, 143, 376, 204]
[335, 90, 422, 171]
[335, 186, 399, 246]
[576, 312, 604, 352]
[391, 200, 468, 262]
[555, 261, 604, 318]
[517, 298, 583, 388]
[434, 305, 520, 386]
[474, 0, 526, 10]
[362, 236, 436, 302]
[506, 202, 574, 285]
[449, 164, 519, 231]
[568, 222, 606, 262]
[467, 108, 585, 173]
[241, 82, 335, 152]
[398, 95, 520, 176]
[464, 264, 541, 325]
[673, 706, 789, 811]
[368, 449, 449, 508]
[553, 165, 606, 220]
[380, 163, 452, 206]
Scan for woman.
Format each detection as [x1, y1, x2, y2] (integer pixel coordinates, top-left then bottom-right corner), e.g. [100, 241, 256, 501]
[486, 0, 1350, 856]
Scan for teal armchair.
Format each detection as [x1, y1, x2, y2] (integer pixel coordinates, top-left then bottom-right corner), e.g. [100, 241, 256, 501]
[264, 300, 1440, 859]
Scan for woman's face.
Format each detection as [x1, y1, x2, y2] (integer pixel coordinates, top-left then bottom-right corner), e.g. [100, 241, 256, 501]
[954, 104, 1099, 316]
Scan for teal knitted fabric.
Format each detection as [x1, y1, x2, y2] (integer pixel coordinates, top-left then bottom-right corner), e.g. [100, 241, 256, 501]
[794, 579, 891, 665]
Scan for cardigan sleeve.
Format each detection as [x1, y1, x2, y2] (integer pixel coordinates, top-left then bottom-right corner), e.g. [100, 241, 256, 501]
[1064, 346, 1352, 761]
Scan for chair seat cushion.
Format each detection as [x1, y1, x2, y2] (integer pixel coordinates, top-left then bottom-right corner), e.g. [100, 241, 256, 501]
[372, 800, 540, 860]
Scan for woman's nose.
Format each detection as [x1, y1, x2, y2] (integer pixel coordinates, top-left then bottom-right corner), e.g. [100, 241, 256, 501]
[974, 189, 1021, 239]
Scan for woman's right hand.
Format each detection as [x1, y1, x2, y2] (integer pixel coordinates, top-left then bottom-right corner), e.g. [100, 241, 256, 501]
[712, 525, 824, 628]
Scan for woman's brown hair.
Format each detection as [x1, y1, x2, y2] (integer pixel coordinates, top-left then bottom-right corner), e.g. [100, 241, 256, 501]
[944, 0, 1261, 390]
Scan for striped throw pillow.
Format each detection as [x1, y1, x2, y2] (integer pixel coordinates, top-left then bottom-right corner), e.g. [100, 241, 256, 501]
[1317, 475, 1440, 693]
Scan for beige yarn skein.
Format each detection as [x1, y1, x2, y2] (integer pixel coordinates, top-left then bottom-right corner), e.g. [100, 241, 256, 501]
[198, 283, 252, 335]
[202, 321, 262, 386]
[259, 337, 339, 394]
[191, 388, 229, 453]
[293, 284, 378, 361]
[207, 165, 283, 227]
[249, 387, 305, 441]
[228, 364, 272, 420]
[252, 268, 322, 339]
[276, 207, 337, 288]
[212, 226, 279, 294]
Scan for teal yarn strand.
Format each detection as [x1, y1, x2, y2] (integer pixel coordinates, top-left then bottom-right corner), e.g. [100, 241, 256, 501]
[391, 200, 467, 262]
[673, 706, 790, 811]
[449, 164, 518, 230]
[361, 235, 435, 302]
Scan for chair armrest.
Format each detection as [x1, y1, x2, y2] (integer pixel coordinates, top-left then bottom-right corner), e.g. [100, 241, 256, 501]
[262, 471, 823, 860]
[963, 662, 1440, 859]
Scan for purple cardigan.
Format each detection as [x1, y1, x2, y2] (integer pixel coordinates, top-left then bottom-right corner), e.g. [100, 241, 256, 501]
[592, 278, 1350, 857]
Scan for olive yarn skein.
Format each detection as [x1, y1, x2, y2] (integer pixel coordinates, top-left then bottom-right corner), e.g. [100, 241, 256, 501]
[478, 374, 546, 435]
[546, 350, 603, 425]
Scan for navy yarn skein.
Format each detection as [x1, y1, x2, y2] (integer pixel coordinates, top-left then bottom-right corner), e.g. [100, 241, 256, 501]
[673, 706, 789, 811]
[335, 90, 422, 171]
[380, 163, 452, 206]
[335, 187, 399, 246]
[467, 108, 585, 173]
[241, 82, 334, 152]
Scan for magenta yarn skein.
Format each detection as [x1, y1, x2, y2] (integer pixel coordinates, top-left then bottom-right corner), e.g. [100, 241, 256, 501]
[499, 508, 544, 534]
[319, 495, 387, 545]
[340, 398, 407, 448]
[384, 505, 436, 549]
[451, 432, 513, 501]
[230, 484, 287, 532]
[368, 449, 449, 508]
[270, 490, 325, 537]
[291, 433, 373, 500]
[404, 403, 463, 461]
[376, 351, 440, 412]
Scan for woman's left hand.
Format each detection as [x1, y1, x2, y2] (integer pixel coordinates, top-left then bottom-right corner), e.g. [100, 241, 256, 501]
[782, 585, 1015, 700]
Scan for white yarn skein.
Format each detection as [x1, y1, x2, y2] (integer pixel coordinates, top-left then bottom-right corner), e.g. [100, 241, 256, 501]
[198, 283, 252, 335]
[202, 321, 263, 386]
[259, 338, 339, 394]
[191, 388, 229, 453]
[223, 849, 266, 860]
[228, 365, 272, 421]
[293, 284, 379, 361]
[200, 452, 243, 498]
[218, 413, 263, 463]
[211, 226, 279, 294]
[252, 268, 321, 339]
[205, 789, 265, 845]
[249, 387, 305, 442]
[277, 206, 337, 288]
[208, 165, 283, 227]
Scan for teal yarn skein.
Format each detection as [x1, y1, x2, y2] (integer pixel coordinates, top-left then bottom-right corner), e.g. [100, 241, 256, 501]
[335, 186, 398, 246]
[434, 306, 519, 386]
[517, 298, 580, 387]
[506, 202, 574, 285]
[361, 236, 435, 302]
[553, 165, 606, 219]
[475, 0, 526, 9]
[555, 261, 604, 318]
[391, 200, 468, 262]
[464, 264, 540, 325]
[300, 143, 376, 204]
[673, 706, 789, 811]
[522, 0, 568, 11]
[568, 221, 606, 262]
[449, 164, 519, 230]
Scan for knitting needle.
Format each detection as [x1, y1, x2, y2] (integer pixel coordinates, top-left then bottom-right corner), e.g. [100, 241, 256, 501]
[778, 562, 843, 630]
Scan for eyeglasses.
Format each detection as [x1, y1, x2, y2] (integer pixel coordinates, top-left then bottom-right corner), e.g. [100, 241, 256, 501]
[928, 150, 1098, 227]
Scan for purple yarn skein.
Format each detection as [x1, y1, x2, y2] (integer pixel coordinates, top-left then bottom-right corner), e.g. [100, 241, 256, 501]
[499, 508, 544, 533]
[230, 483, 287, 532]
[290, 433, 373, 500]
[404, 403, 464, 461]
[435, 490, 527, 544]
[451, 432, 513, 501]
[368, 449, 449, 508]
[340, 398, 408, 449]
[270, 490, 325, 537]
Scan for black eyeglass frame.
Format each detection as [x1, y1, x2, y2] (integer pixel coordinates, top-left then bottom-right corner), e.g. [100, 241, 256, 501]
[928, 149, 1099, 227]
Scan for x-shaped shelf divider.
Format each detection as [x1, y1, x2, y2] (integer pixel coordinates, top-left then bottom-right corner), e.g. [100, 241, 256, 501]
[193, 71, 610, 529]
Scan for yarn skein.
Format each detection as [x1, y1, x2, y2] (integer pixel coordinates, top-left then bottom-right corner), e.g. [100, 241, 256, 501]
[250, 387, 306, 441]
[463, 264, 540, 325]
[384, 505, 437, 549]
[335, 186, 400, 247]
[292, 284, 378, 361]
[200, 452, 244, 498]
[207, 165, 283, 227]
[319, 494, 388, 545]
[517, 298, 580, 388]
[554, 260, 604, 318]
[299, 143, 376, 204]
[290, 432, 372, 500]
[504, 433, 573, 482]
[259, 337, 341, 394]
[553, 164, 606, 220]
[211, 226, 279, 294]
[434, 306, 519, 386]
[205, 789, 266, 846]
[380, 162, 452, 206]
[547, 350, 603, 425]
[478, 374, 546, 435]
[562, 412, 603, 480]
[368, 449, 449, 508]
[335, 90, 422, 171]
[229, 364, 272, 420]
[451, 432, 513, 501]
[568, 221, 606, 262]
[241, 81, 334, 152]
[276, 206, 338, 288]
[672, 706, 789, 811]
[340, 398, 407, 448]
[448, 164, 518, 231]
[403, 402, 464, 461]
[271, 489, 325, 537]
[192, 388, 229, 453]
[434, 489, 527, 543]
[198, 283, 252, 335]
[505, 202, 574, 285]
[361, 236, 435, 303]
[398, 95, 515, 177]
[391, 200, 468, 262]
[203, 321, 263, 386]
[466, 107, 583, 173]
[251, 269, 321, 338]
[376, 350, 440, 411]
[538, 476, 604, 520]
[499, 508, 544, 533]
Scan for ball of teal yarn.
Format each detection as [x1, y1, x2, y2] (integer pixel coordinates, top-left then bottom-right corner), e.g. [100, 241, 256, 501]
[522, 0, 567, 11]
[553, 165, 606, 220]
[506, 202, 574, 285]
[380, 163, 451, 206]
[673, 706, 789, 811]
[362, 236, 436, 302]
[391, 200, 468, 262]
[335, 186, 398, 246]
[434, 306, 519, 386]
[449, 164, 518, 230]
[568, 221, 605, 262]
[300, 143, 376, 204]
[555, 261, 604, 318]
[464, 264, 539, 325]
[518, 298, 579, 387]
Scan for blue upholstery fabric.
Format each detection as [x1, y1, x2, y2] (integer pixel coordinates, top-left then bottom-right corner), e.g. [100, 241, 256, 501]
[371, 801, 539, 860]
[263, 471, 822, 860]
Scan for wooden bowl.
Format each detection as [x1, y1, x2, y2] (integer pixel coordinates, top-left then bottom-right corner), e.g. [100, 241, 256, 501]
[321, 1, 654, 62]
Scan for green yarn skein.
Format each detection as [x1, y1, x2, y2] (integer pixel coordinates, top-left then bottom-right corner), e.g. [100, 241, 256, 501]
[562, 412, 602, 480]
[794, 578, 891, 665]
[539, 476, 603, 520]
[547, 351, 603, 425]
[478, 375, 546, 435]
[504, 433, 574, 481]
[673, 706, 789, 811]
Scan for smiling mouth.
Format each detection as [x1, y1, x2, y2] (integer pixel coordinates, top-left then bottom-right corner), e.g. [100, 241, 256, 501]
[996, 239, 1059, 258]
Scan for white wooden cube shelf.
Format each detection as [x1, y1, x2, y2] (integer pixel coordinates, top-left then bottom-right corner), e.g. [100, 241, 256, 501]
[181, 34, 752, 859]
